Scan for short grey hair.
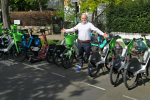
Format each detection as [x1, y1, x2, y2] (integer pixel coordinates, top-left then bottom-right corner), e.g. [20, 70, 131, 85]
[81, 13, 88, 18]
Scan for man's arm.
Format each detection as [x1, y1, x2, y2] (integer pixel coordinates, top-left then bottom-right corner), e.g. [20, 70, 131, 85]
[61, 24, 79, 33]
[90, 23, 108, 38]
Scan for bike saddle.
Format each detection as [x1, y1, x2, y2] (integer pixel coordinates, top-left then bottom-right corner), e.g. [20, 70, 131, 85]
[123, 39, 131, 45]
[53, 40, 59, 42]
[141, 34, 148, 37]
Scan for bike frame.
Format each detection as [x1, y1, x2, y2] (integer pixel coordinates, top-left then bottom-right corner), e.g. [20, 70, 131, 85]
[117, 38, 134, 72]
[130, 38, 150, 76]
[95, 36, 117, 66]
[21, 35, 33, 48]
[0, 29, 15, 53]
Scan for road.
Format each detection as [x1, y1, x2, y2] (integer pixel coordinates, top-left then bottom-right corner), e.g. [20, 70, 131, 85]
[0, 54, 150, 100]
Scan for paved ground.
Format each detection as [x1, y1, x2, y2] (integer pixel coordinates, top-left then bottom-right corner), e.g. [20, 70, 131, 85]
[0, 55, 150, 100]
[0, 34, 149, 100]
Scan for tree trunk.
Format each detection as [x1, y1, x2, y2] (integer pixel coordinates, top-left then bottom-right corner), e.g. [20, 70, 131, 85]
[39, 0, 43, 11]
[1, 0, 10, 29]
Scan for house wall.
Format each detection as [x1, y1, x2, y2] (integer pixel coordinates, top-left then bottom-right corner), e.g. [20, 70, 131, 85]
[47, 0, 62, 9]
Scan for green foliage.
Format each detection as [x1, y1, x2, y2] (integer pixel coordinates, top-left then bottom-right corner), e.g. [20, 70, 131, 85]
[9, 0, 48, 11]
[106, 0, 150, 33]
[40, 39, 62, 46]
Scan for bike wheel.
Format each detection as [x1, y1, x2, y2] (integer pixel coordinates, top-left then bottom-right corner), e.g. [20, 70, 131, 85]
[53, 52, 62, 66]
[30, 43, 42, 52]
[13, 43, 27, 62]
[110, 66, 120, 85]
[74, 51, 78, 61]
[105, 50, 115, 70]
[123, 70, 139, 89]
[46, 49, 53, 63]
[0, 51, 3, 58]
[61, 48, 74, 69]
[146, 61, 150, 77]
[88, 61, 99, 77]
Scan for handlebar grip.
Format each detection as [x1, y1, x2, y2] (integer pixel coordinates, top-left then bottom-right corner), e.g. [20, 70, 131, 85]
[64, 33, 68, 36]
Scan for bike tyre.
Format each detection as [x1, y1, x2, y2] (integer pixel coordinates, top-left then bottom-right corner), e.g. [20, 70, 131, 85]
[61, 48, 74, 69]
[123, 70, 139, 89]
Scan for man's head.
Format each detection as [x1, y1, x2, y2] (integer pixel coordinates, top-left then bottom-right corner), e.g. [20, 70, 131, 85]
[81, 13, 87, 24]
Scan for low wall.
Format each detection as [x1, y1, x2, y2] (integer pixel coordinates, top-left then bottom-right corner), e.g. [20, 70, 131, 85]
[112, 32, 150, 42]
[17, 26, 53, 35]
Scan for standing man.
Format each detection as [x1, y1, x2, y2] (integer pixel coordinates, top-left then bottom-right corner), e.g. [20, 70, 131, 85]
[61, 13, 108, 71]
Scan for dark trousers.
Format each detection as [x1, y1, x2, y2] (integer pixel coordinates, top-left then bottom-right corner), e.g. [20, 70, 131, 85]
[78, 41, 91, 67]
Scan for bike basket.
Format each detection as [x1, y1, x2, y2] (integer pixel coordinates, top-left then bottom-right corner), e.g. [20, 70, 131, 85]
[65, 35, 76, 46]
[24, 34, 30, 39]
[32, 35, 39, 38]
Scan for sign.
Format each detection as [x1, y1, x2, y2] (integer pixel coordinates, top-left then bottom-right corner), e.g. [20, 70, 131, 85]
[14, 20, 20, 25]
[72, 0, 78, 2]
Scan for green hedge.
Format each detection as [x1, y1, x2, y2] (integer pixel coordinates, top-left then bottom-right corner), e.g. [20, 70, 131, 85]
[40, 39, 62, 46]
[106, 0, 150, 33]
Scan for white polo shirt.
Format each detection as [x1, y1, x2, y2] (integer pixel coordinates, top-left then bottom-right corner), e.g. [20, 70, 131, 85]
[65, 22, 104, 41]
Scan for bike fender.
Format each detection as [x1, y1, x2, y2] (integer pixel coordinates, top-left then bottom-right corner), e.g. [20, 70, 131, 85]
[112, 55, 121, 69]
[124, 58, 141, 73]
[90, 51, 101, 64]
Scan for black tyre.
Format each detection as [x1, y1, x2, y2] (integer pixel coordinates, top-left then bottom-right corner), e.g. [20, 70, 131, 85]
[105, 50, 115, 70]
[53, 52, 62, 66]
[88, 61, 99, 77]
[0, 51, 3, 58]
[123, 70, 139, 89]
[30, 43, 42, 52]
[74, 51, 78, 61]
[13, 43, 27, 62]
[110, 66, 120, 85]
[46, 49, 53, 63]
[146, 60, 150, 77]
[61, 48, 74, 69]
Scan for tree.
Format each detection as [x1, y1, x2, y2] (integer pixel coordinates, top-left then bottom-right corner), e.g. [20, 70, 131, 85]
[1, 0, 10, 29]
[39, 0, 43, 11]
[8, 0, 48, 11]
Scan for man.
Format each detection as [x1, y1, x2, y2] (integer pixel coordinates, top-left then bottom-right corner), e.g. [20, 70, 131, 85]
[61, 13, 108, 71]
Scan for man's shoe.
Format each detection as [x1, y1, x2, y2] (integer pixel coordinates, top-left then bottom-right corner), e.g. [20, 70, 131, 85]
[76, 67, 82, 71]
[89, 69, 92, 73]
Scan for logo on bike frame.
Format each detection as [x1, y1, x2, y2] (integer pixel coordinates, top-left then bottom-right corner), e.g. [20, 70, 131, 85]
[34, 39, 40, 46]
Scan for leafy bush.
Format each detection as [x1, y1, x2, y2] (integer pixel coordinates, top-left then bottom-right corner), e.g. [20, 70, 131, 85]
[10, 11, 58, 26]
[106, 0, 150, 33]
[40, 39, 62, 46]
